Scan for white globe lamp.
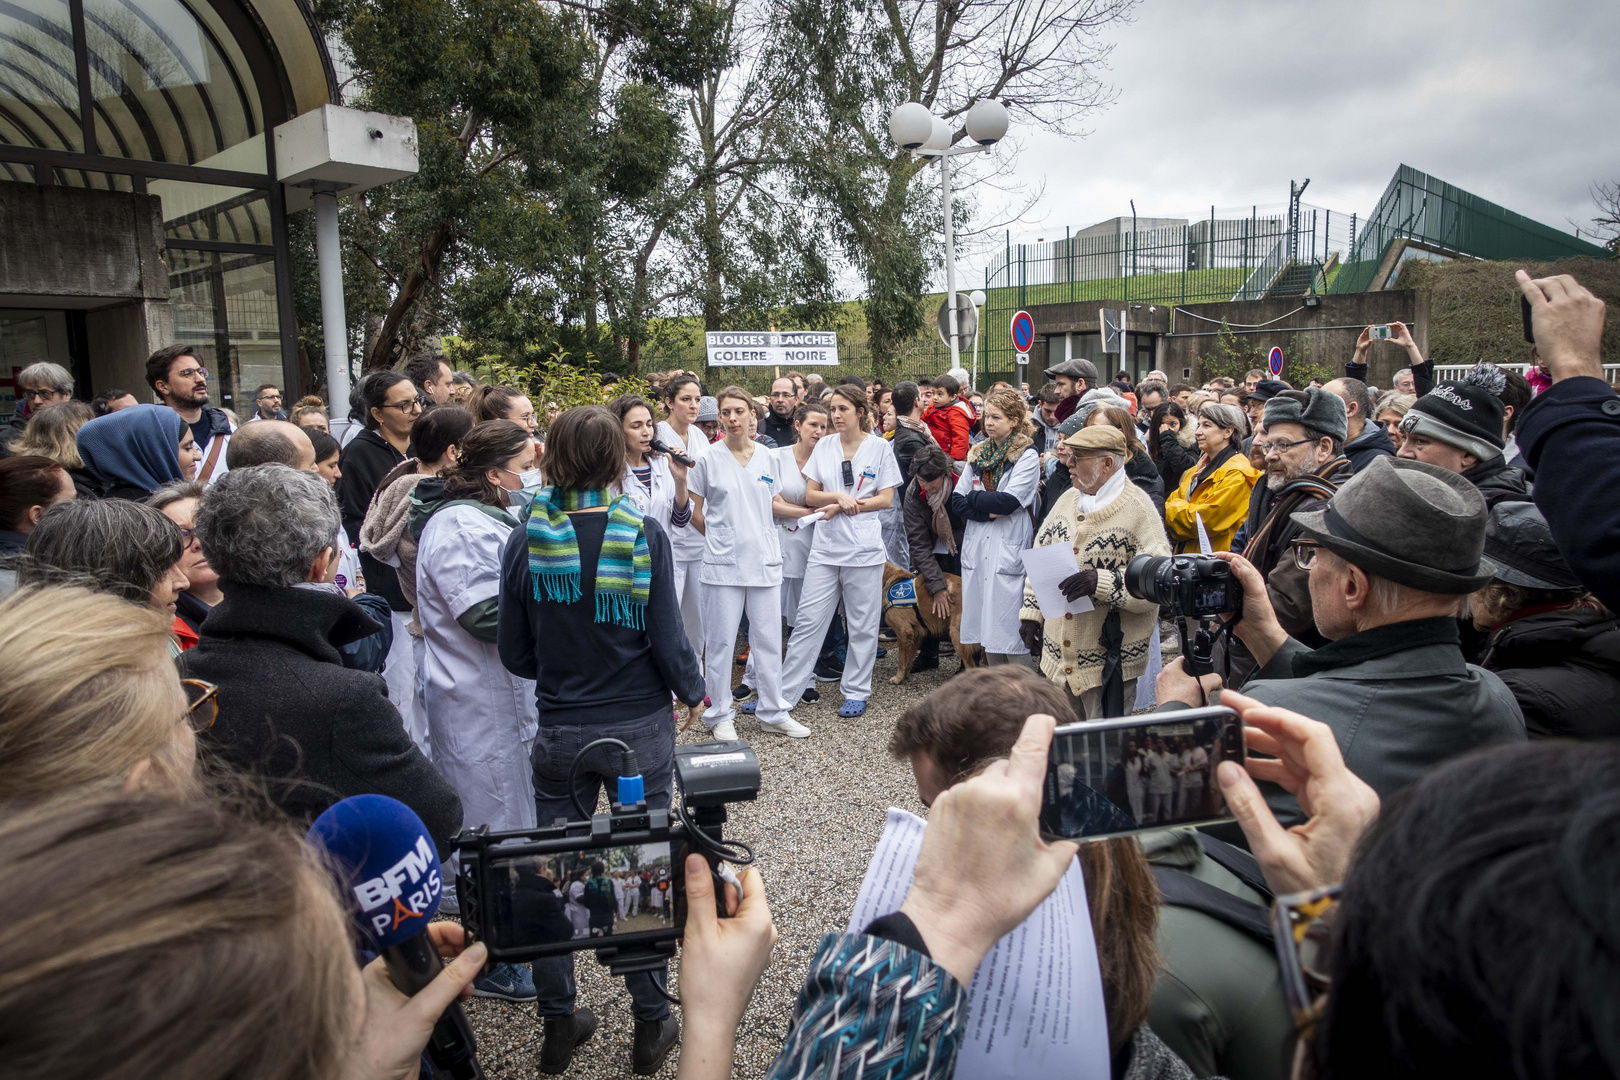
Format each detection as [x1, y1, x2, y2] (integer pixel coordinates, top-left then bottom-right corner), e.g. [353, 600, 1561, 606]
[887, 102, 935, 150]
[965, 98, 1009, 146]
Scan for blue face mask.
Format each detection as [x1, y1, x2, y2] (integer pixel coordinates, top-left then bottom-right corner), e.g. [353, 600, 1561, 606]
[502, 467, 544, 510]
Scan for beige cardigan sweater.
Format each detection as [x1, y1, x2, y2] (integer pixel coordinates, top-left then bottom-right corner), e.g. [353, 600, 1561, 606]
[1020, 482, 1170, 696]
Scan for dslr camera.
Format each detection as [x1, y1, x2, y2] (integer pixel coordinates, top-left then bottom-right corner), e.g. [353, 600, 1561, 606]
[1124, 554, 1242, 617]
[1125, 554, 1242, 678]
[453, 740, 759, 976]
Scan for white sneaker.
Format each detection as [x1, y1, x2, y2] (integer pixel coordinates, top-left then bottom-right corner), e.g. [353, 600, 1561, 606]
[709, 719, 738, 741]
[760, 717, 812, 739]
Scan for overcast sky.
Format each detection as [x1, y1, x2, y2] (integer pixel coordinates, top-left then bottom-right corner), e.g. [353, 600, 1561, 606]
[952, 0, 1620, 286]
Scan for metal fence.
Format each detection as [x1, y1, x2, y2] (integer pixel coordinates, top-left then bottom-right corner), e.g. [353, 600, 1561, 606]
[1330, 165, 1611, 295]
[978, 205, 1357, 383]
[1433, 363, 1620, 385]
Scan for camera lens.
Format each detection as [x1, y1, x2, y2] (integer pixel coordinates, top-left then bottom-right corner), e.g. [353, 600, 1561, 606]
[1124, 554, 1164, 602]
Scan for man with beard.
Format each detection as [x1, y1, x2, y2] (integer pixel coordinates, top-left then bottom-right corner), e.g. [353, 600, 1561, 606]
[1237, 388, 1352, 657]
[144, 345, 233, 484]
[763, 376, 798, 445]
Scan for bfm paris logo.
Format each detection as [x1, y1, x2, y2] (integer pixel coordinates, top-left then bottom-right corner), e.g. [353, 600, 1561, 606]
[352, 834, 441, 935]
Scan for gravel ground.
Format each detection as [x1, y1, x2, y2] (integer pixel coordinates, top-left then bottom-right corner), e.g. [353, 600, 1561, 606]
[459, 641, 945, 1079]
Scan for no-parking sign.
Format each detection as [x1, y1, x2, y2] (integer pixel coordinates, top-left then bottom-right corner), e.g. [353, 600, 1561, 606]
[1268, 346, 1284, 377]
[1010, 310, 1035, 355]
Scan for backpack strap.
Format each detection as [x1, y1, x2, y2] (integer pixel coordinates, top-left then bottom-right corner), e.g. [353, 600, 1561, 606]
[1196, 832, 1275, 900]
[1151, 867, 1274, 947]
[197, 429, 226, 486]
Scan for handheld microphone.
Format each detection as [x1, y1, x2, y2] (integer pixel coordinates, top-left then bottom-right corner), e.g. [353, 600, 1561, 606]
[308, 796, 485, 1080]
[648, 436, 694, 467]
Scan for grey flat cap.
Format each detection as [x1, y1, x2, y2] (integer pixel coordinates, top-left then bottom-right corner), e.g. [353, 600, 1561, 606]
[1044, 358, 1099, 384]
[1290, 456, 1494, 594]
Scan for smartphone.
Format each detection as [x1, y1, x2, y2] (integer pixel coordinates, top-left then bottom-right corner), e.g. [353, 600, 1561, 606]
[1040, 706, 1245, 841]
[1367, 324, 1392, 341]
[474, 837, 686, 959]
[1521, 294, 1536, 344]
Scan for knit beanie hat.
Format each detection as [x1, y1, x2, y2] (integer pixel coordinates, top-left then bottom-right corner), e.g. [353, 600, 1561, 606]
[1400, 363, 1506, 461]
[1263, 388, 1347, 443]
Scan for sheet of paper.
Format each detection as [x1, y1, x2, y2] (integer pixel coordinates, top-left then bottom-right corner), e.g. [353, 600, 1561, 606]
[1195, 511, 1214, 555]
[780, 508, 827, 532]
[1021, 544, 1096, 620]
[848, 809, 1110, 1080]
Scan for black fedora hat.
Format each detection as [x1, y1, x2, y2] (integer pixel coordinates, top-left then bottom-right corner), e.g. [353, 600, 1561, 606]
[1289, 456, 1495, 594]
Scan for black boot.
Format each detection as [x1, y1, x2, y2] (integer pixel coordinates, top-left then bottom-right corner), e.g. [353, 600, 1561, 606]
[631, 1016, 680, 1075]
[539, 1007, 597, 1075]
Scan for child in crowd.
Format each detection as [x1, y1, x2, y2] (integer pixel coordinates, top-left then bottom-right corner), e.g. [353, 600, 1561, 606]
[921, 374, 976, 460]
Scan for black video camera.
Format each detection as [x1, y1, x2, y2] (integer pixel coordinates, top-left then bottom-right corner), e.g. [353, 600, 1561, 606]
[1124, 554, 1242, 617]
[452, 741, 759, 975]
[1125, 554, 1242, 678]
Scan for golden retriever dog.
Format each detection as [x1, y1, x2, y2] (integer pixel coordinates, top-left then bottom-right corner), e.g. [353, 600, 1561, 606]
[882, 561, 982, 684]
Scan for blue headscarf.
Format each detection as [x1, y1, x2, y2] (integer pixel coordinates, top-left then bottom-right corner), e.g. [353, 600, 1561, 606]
[77, 404, 187, 494]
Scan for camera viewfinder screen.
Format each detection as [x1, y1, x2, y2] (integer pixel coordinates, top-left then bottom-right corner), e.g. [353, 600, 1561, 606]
[483, 841, 678, 950]
[1193, 584, 1230, 612]
[1043, 716, 1241, 840]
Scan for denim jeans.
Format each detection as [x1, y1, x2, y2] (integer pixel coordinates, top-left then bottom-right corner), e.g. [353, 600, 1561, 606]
[529, 708, 675, 1021]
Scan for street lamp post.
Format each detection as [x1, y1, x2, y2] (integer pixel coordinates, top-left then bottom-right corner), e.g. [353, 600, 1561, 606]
[969, 288, 987, 387]
[888, 99, 1010, 383]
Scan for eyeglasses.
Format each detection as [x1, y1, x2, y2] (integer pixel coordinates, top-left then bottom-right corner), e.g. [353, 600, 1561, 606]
[173, 366, 208, 380]
[1271, 885, 1341, 1024]
[22, 387, 65, 402]
[181, 678, 220, 733]
[178, 526, 199, 547]
[1292, 538, 1321, 571]
[377, 399, 423, 414]
[257, 393, 281, 402]
[1263, 437, 1316, 458]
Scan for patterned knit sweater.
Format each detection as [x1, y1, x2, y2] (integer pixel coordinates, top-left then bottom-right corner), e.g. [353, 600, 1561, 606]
[1020, 482, 1170, 696]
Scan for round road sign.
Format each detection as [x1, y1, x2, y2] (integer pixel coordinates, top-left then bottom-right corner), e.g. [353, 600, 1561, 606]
[1268, 346, 1284, 376]
[1010, 310, 1035, 353]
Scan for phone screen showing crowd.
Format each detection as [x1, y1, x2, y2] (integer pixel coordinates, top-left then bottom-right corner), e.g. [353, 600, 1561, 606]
[1042, 713, 1242, 840]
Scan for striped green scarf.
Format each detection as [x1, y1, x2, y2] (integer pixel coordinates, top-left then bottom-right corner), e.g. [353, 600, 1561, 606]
[527, 487, 650, 629]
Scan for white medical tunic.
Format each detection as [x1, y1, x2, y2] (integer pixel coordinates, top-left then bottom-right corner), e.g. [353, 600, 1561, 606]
[415, 503, 539, 834]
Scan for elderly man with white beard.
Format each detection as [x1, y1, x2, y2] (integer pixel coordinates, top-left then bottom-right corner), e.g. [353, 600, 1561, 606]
[1018, 426, 1170, 719]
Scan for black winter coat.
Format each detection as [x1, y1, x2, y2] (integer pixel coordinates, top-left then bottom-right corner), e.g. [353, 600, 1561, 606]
[1157, 436, 1201, 496]
[1476, 607, 1620, 740]
[338, 429, 409, 611]
[1342, 422, 1396, 472]
[1518, 377, 1620, 614]
[1462, 455, 1531, 510]
[181, 581, 463, 854]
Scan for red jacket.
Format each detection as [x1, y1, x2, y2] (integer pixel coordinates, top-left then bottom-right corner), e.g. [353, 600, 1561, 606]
[923, 397, 976, 460]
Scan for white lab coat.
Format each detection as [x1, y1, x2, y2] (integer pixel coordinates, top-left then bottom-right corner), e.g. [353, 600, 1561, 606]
[953, 446, 1040, 655]
[772, 444, 816, 623]
[415, 503, 539, 835]
[615, 455, 678, 529]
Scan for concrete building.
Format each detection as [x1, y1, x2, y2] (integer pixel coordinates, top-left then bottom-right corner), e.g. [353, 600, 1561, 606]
[0, 0, 410, 426]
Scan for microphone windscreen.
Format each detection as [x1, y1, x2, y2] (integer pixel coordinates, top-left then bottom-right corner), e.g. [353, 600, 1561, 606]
[307, 794, 444, 951]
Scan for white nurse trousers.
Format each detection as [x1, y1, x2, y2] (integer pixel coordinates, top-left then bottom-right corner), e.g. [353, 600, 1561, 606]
[702, 583, 788, 726]
[780, 562, 884, 705]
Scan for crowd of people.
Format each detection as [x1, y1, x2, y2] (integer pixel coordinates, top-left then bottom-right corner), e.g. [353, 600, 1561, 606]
[1, 267, 1618, 1080]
